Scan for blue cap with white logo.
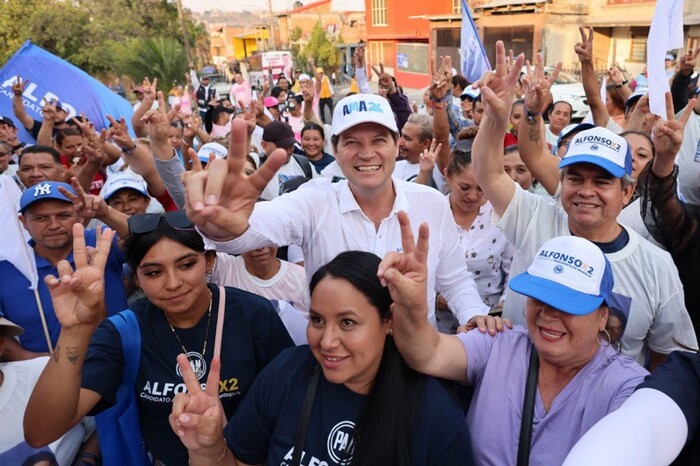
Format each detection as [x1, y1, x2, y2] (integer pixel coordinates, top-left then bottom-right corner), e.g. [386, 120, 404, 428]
[509, 236, 614, 315]
[559, 127, 633, 178]
[19, 181, 75, 214]
[331, 93, 398, 136]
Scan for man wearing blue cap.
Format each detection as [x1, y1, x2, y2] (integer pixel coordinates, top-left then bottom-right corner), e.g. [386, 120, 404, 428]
[470, 43, 696, 369]
[0, 181, 127, 360]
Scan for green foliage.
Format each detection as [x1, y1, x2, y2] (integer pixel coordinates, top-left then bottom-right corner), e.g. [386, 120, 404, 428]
[299, 22, 341, 70]
[112, 38, 188, 93]
[0, 0, 208, 82]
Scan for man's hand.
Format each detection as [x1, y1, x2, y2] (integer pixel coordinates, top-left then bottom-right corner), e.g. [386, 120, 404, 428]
[419, 139, 440, 174]
[44, 224, 114, 329]
[429, 56, 452, 102]
[607, 65, 625, 86]
[574, 27, 594, 65]
[353, 45, 365, 69]
[183, 118, 287, 240]
[106, 115, 135, 150]
[679, 50, 699, 76]
[59, 177, 110, 220]
[41, 100, 58, 122]
[372, 64, 396, 94]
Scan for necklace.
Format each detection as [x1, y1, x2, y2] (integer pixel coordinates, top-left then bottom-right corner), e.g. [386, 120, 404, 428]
[166, 290, 213, 356]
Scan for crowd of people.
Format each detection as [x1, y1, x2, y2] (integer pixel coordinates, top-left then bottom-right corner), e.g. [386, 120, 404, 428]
[0, 23, 698, 466]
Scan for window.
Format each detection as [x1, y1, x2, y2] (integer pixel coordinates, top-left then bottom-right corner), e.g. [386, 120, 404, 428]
[629, 39, 647, 62]
[371, 0, 387, 26]
[369, 41, 393, 66]
[453, 0, 463, 15]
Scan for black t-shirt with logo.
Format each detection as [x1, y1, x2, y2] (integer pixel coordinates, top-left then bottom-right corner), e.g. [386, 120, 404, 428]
[82, 284, 294, 466]
[226, 345, 474, 466]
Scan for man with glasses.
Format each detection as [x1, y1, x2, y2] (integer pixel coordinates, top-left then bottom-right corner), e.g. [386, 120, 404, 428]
[0, 181, 127, 360]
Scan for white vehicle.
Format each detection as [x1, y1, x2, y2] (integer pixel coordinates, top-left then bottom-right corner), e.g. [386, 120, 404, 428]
[202, 74, 232, 100]
[522, 66, 589, 121]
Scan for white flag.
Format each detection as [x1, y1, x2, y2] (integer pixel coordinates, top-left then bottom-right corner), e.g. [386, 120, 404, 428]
[0, 175, 38, 290]
[647, 0, 685, 119]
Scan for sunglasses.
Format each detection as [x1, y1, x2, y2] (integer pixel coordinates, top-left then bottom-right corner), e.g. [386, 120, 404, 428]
[127, 211, 193, 235]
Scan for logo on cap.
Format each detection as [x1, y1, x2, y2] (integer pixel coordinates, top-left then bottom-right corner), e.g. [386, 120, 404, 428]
[33, 183, 52, 197]
[342, 100, 384, 116]
[538, 249, 595, 277]
[572, 134, 621, 153]
[553, 265, 564, 274]
[590, 144, 599, 151]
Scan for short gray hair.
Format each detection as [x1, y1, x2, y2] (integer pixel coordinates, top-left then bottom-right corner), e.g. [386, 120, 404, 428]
[559, 166, 636, 190]
[405, 113, 433, 142]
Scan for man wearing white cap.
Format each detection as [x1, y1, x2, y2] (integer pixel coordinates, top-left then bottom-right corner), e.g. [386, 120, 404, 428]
[184, 93, 489, 327]
[471, 45, 695, 368]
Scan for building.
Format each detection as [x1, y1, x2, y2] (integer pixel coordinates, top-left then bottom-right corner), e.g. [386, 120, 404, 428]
[208, 25, 270, 66]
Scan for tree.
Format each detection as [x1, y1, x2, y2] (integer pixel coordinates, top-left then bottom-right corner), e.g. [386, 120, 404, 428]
[112, 38, 188, 93]
[299, 22, 341, 71]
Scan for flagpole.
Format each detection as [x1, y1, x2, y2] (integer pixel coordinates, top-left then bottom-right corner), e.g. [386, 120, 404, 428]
[33, 288, 54, 354]
[3, 178, 53, 354]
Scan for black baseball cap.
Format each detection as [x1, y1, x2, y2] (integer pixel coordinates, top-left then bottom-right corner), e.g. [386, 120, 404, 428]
[0, 116, 16, 128]
[262, 121, 296, 149]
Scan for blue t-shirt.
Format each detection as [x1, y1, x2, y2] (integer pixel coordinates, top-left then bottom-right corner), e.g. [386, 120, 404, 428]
[226, 345, 474, 466]
[308, 152, 335, 174]
[0, 229, 127, 353]
[81, 284, 294, 466]
[638, 351, 700, 465]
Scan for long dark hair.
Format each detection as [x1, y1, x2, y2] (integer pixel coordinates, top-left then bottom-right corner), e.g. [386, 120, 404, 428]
[309, 251, 425, 466]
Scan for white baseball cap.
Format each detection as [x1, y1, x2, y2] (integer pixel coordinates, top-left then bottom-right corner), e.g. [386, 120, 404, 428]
[103, 173, 149, 201]
[197, 142, 228, 164]
[331, 94, 398, 136]
[559, 127, 632, 178]
[460, 87, 480, 100]
[298, 73, 312, 82]
[509, 236, 614, 315]
[0, 312, 23, 337]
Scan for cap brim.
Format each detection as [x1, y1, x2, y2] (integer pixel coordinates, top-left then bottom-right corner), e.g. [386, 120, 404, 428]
[104, 186, 149, 201]
[275, 137, 297, 149]
[509, 272, 605, 316]
[0, 317, 24, 337]
[559, 154, 625, 178]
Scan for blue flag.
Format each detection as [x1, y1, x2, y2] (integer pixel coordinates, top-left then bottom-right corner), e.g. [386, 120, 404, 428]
[0, 40, 133, 143]
[460, 0, 491, 83]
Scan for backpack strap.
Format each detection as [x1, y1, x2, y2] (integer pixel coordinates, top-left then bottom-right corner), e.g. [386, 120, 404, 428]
[108, 310, 141, 388]
[292, 153, 313, 180]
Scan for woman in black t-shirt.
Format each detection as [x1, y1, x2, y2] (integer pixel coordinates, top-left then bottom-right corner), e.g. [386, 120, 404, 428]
[25, 212, 293, 465]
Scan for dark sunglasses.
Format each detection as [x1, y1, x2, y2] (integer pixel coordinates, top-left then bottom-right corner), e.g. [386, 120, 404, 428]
[127, 210, 193, 235]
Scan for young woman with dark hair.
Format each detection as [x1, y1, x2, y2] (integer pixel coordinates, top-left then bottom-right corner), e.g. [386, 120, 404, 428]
[169, 250, 474, 466]
[25, 213, 294, 465]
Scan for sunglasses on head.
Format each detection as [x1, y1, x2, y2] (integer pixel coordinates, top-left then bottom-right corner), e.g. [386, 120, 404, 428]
[127, 210, 193, 235]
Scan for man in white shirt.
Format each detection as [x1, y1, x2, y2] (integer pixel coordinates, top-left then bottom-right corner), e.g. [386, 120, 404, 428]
[184, 93, 488, 327]
[471, 46, 696, 368]
[394, 113, 448, 193]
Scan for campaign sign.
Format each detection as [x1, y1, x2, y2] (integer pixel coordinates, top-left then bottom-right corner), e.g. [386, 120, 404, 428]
[0, 40, 134, 143]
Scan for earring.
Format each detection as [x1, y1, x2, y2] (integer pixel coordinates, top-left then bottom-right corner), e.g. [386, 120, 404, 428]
[207, 269, 213, 275]
[386, 328, 393, 336]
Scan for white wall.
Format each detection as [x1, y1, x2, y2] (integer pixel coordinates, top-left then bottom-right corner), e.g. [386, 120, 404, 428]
[331, 0, 365, 11]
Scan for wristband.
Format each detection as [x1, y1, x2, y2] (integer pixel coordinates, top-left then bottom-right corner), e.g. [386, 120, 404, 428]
[122, 144, 137, 154]
[430, 95, 446, 104]
[523, 106, 541, 124]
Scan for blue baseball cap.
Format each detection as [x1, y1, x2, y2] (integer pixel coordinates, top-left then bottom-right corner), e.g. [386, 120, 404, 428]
[559, 127, 633, 178]
[509, 236, 614, 315]
[19, 181, 74, 214]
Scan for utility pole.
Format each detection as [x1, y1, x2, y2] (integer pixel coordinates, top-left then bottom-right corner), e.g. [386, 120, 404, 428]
[175, 0, 194, 65]
[268, 0, 275, 51]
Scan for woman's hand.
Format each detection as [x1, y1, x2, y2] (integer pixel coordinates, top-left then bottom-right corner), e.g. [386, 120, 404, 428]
[457, 315, 512, 335]
[377, 211, 430, 322]
[522, 53, 561, 115]
[106, 115, 135, 151]
[44, 224, 114, 329]
[170, 354, 228, 454]
[652, 93, 697, 176]
[59, 177, 110, 220]
[183, 118, 287, 240]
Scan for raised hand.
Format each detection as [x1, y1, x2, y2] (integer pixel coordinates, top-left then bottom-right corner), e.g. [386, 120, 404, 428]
[142, 107, 171, 145]
[353, 45, 365, 69]
[679, 50, 699, 75]
[11, 76, 28, 97]
[607, 65, 625, 86]
[59, 177, 109, 220]
[41, 99, 58, 122]
[106, 115, 135, 150]
[372, 64, 395, 93]
[574, 27, 594, 65]
[473, 41, 524, 125]
[522, 53, 561, 114]
[170, 355, 228, 454]
[652, 93, 697, 167]
[183, 118, 287, 240]
[141, 77, 158, 103]
[429, 57, 450, 102]
[45, 224, 114, 329]
[419, 139, 440, 174]
[377, 211, 430, 321]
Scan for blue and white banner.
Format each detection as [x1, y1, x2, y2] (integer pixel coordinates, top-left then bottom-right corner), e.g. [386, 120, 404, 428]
[0, 40, 133, 143]
[460, 0, 491, 83]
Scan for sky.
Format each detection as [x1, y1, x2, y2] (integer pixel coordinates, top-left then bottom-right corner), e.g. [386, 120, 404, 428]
[181, 0, 294, 13]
